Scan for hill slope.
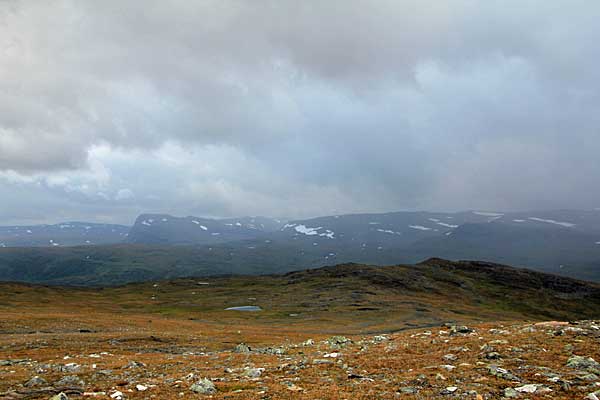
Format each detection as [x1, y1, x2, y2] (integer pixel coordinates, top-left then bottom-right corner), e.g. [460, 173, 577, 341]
[1, 260, 599, 399]
[1, 259, 599, 324]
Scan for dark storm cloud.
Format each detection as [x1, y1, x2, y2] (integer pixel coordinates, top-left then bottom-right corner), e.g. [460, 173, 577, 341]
[1, 0, 599, 223]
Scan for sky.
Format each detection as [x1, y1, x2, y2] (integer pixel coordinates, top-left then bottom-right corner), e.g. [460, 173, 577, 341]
[1, 0, 599, 225]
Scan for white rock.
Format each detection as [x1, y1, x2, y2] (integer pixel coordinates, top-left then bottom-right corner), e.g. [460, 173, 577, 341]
[515, 384, 538, 393]
[110, 391, 124, 399]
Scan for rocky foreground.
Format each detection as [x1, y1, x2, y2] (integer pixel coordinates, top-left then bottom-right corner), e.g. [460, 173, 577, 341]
[1, 320, 599, 399]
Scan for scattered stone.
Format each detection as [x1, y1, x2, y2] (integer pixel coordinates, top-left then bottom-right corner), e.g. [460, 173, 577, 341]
[126, 360, 146, 369]
[373, 335, 389, 343]
[326, 336, 352, 349]
[95, 369, 113, 376]
[450, 346, 470, 352]
[244, 367, 264, 378]
[0, 359, 30, 366]
[449, 325, 473, 335]
[109, 390, 124, 399]
[286, 383, 304, 391]
[59, 363, 80, 373]
[441, 386, 458, 395]
[190, 378, 217, 394]
[520, 326, 537, 333]
[515, 384, 538, 393]
[586, 391, 600, 400]
[233, 343, 251, 353]
[443, 354, 457, 361]
[135, 384, 148, 391]
[579, 373, 599, 381]
[313, 359, 335, 365]
[398, 387, 418, 394]
[347, 373, 365, 379]
[24, 375, 48, 387]
[83, 392, 107, 397]
[55, 375, 84, 387]
[566, 356, 600, 373]
[488, 365, 519, 381]
[503, 387, 518, 398]
[50, 393, 69, 400]
[256, 346, 285, 355]
[510, 384, 552, 394]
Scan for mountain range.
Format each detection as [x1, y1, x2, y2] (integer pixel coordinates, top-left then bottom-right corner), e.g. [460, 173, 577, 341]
[0, 209, 599, 285]
[0, 222, 129, 248]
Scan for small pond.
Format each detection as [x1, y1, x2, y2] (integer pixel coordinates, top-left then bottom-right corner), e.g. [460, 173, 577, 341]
[224, 305, 263, 312]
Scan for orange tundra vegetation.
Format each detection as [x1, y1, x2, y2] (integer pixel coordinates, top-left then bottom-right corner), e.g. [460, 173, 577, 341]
[0, 260, 599, 399]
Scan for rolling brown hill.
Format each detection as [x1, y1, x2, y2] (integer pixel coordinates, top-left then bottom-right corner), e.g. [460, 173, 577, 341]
[0, 259, 599, 399]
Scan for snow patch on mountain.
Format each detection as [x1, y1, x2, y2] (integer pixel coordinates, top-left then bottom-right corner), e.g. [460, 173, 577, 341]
[294, 225, 320, 235]
[376, 229, 401, 235]
[293, 225, 335, 239]
[528, 217, 576, 228]
[473, 211, 504, 217]
[437, 222, 458, 228]
[409, 225, 432, 231]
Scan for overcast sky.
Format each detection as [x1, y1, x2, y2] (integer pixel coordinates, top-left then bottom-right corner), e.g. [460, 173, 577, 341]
[1, 1, 599, 225]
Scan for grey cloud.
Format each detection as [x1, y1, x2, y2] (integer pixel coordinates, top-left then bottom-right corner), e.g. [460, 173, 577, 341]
[1, 0, 599, 223]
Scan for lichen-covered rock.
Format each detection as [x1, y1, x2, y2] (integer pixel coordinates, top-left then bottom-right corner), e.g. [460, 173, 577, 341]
[566, 356, 600, 373]
[326, 336, 352, 349]
[488, 365, 519, 381]
[449, 325, 474, 335]
[24, 375, 48, 387]
[55, 375, 84, 387]
[243, 367, 264, 378]
[233, 343, 251, 353]
[190, 378, 216, 394]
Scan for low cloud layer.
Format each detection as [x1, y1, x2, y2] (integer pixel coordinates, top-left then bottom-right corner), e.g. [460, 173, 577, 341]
[1, 1, 599, 224]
